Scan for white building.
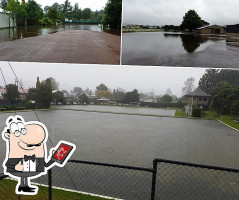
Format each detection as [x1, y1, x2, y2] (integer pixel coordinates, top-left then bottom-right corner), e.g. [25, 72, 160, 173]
[0, 12, 15, 28]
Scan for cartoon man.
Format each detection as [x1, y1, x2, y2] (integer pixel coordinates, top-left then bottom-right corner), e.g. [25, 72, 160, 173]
[2, 115, 75, 195]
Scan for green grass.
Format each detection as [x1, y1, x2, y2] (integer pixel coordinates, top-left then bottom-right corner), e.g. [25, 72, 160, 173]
[202, 110, 239, 131]
[0, 179, 110, 200]
[174, 108, 185, 117]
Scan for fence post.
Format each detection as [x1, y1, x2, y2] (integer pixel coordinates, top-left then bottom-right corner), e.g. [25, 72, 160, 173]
[48, 169, 52, 200]
[151, 159, 158, 200]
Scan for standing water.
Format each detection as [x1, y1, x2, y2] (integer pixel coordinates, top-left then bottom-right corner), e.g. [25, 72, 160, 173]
[0, 24, 120, 42]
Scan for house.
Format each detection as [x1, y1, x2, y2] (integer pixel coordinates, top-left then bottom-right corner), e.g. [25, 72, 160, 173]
[195, 25, 226, 35]
[0, 12, 15, 28]
[0, 88, 28, 100]
[140, 97, 157, 103]
[226, 24, 239, 42]
[182, 88, 211, 108]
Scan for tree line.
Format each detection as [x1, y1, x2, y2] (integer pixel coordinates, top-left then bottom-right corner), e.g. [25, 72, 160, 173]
[1, 0, 122, 28]
[161, 10, 209, 32]
[198, 69, 239, 115]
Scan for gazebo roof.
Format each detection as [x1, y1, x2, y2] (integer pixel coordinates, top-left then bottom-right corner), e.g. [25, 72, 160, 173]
[184, 88, 211, 97]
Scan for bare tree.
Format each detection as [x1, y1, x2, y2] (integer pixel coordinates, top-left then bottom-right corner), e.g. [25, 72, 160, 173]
[182, 77, 195, 96]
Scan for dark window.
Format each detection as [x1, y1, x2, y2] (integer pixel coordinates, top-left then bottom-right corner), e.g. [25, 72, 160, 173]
[203, 98, 207, 102]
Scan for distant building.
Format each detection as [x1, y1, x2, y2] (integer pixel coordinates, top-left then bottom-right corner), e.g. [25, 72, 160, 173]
[0, 12, 15, 28]
[182, 88, 211, 107]
[0, 88, 28, 100]
[140, 97, 157, 103]
[195, 25, 226, 35]
[226, 24, 239, 42]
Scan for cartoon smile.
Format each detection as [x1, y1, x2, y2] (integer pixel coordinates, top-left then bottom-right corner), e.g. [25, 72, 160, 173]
[18, 139, 36, 151]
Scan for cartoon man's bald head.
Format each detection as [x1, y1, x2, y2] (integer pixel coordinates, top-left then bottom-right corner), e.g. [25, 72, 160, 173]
[3, 116, 47, 158]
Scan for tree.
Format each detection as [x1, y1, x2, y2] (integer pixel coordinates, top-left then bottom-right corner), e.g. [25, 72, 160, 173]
[182, 77, 195, 96]
[26, 0, 43, 25]
[180, 10, 209, 32]
[160, 94, 173, 104]
[5, 0, 21, 27]
[52, 91, 65, 104]
[123, 89, 139, 104]
[79, 94, 89, 104]
[47, 77, 59, 90]
[82, 8, 91, 19]
[216, 69, 239, 87]
[47, 6, 59, 23]
[198, 69, 219, 94]
[102, 0, 122, 28]
[96, 83, 108, 91]
[113, 89, 125, 100]
[28, 77, 53, 108]
[62, 0, 72, 19]
[3, 84, 20, 102]
[0, 0, 7, 9]
[96, 90, 113, 99]
[210, 85, 239, 115]
[73, 87, 82, 96]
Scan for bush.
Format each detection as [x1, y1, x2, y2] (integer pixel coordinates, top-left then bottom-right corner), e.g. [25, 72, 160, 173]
[230, 100, 239, 115]
[38, 17, 54, 26]
[192, 107, 201, 117]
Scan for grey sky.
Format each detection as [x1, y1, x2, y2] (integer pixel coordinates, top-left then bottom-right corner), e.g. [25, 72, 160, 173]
[0, 62, 206, 97]
[123, 0, 239, 26]
[35, 0, 107, 11]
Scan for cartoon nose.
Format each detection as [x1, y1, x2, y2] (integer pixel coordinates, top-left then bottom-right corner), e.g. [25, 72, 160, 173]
[21, 124, 46, 144]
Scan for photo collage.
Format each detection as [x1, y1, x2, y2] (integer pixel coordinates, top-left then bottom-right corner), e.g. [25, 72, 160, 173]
[0, 0, 239, 199]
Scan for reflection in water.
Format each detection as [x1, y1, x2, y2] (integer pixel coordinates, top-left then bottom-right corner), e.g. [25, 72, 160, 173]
[164, 33, 209, 53]
[0, 24, 120, 42]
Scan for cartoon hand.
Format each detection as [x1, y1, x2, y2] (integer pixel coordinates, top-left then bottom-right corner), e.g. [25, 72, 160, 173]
[15, 161, 24, 171]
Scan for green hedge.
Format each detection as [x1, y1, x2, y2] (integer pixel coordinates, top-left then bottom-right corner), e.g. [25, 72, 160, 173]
[192, 107, 202, 117]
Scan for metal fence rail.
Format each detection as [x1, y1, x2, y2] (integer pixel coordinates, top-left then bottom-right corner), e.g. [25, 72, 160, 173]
[1, 158, 239, 200]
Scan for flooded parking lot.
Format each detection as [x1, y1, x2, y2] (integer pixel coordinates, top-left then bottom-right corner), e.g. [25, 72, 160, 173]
[0, 24, 120, 42]
[122, 32, 239, 68]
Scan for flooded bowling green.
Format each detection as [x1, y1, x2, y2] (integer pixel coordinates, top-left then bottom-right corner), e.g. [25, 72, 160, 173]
[1, 108, 239, 172]
[122, 32, 239, 68]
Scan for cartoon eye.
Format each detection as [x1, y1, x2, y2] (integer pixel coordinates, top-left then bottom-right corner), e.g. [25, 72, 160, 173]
[10, 123, 18, 134]
[21, 128, 27, 135]
[14, 130, 21, 137]
[18, 123, 26, 134]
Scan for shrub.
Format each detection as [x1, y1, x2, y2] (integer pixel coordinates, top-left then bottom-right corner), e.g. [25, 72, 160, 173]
[230, 100, 239, 115]
[38, 17, 54, 26]
[192, 107, 201, 117]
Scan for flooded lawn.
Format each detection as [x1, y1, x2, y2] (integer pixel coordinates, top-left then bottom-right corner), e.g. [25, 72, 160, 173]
[122, 32, 239, 68]
[0, 24, 120, 42]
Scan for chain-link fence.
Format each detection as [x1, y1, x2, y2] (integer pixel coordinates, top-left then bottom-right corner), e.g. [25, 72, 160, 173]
[1, 158, 239, 200]
[155, 159, 239, 200]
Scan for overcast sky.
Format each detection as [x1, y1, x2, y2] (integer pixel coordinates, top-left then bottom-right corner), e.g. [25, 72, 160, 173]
[0, 62, 206, 97]
[123, 0, 239, 26]
[35, 0, 107, 11]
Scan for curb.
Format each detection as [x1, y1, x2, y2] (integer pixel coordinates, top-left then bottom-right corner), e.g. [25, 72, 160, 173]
[217, 119, 239, 133]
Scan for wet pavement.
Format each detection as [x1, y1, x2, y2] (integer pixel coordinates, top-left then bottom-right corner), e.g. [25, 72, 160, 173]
[122, 32, 239, 68]
[0, 30, 121, 64]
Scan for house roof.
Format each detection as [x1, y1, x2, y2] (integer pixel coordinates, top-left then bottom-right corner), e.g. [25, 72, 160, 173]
[226, 24, 239, 33]
[196, 25, 224, 30]
[184, 88, 211, 97]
